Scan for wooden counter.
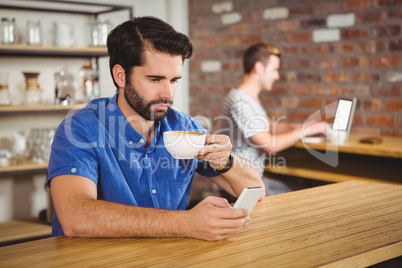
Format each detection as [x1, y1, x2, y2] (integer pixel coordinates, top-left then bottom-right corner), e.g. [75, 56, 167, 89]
[0, 219, 51, 247]
[267, 134, 402, 185]
[0, 181, 401, 267]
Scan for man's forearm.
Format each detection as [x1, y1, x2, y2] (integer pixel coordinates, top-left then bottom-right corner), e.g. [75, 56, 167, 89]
[60, 197, 188, 238]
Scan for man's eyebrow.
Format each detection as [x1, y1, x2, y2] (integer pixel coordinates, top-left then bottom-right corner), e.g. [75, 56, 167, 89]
[146, 75, 182, 80]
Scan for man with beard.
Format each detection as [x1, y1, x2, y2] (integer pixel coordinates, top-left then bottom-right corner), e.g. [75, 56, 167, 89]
[47, 17, 264, 241]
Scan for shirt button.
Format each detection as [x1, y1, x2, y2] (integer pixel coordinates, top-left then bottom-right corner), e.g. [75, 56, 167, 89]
[152, 189, 157, 194]
[71, 168, 76, 173]
[128, 141, 133, 145]
[140, 139, 145, 144]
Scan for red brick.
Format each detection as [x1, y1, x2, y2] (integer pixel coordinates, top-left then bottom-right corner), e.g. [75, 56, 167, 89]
[366, 114, 395, 127]
[381, 129, 402, 137]
[242, 11, 263, 22]
[351, 127, 380, 136]
[205, 86, 222, 94]
[280, 97, 298, 109]
[384, 100, 402, 111]
[358, 99, 382, 111]
[276, 20, 299, 31]
[290, 85, 314, 95]
[230, 24, 251, 35]
[329, 43, 355, 53]
[221, 37, 241, 46]
[389, 10, 402, 19]
[373, 25, 401, 38]
[301, 18, 326, 29]
[358, 41, 386, 53]
[287, 111, 312, 122]
[341, 57, 369, 68]
[288, 59, 311, 69]
[341, 29, 369, 39]
[242, 35, 263, 45]
[356, 11, 387, 23]
[316, 85, 341, 96]
[202, 38, 219, 48]
[313, 2, 342, 14]
[315, 58, 338, 69]
[297, 73, 321, 83]
[288, 32, 312, 43]
[353, 72, 380, 82]
[370, 55, 400, 68]
[289, 6, 312, 17]
[374, 0, 402, 7]
[282, 46, 299, 55]
[255, 22, 272, 33]
[283, 72, 297, 83]
[342, 85, 371, 97]
[344, 0, 371, 10]
[222, 61, 241, 71]
[270, 85, 288, 95]
[372, 86, 401, 97]
[351, 113, 364, 126]
[325, 72, 350, 83]
[300, 99, 323, 109]
[390, 40, 402, 51]
[302, 44, 328, 54]
[260, 96, 276, 108]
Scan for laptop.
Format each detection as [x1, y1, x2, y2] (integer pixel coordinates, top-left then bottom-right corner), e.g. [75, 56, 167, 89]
[303, 97, 357, 144]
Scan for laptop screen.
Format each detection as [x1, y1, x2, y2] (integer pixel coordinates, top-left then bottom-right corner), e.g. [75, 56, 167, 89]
[333, 99, 353, 131]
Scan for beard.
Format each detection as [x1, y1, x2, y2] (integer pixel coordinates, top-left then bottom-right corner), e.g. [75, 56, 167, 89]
[124, 81, 173, 122]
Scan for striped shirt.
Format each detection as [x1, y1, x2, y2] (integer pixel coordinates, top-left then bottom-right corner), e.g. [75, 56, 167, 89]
[221, 88, 269, 175]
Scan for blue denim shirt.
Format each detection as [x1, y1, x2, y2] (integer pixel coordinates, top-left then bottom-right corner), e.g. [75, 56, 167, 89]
[48, 94, 217, 236]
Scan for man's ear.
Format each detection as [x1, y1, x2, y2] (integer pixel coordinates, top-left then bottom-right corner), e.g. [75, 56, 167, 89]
[112, 64, 126, 88]
[254, 61, 265, 74]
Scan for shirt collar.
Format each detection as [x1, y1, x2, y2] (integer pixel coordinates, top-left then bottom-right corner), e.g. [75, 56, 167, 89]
[103, 94, 162, 150]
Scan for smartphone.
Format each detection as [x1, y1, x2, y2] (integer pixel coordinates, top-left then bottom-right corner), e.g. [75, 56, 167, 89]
[232, 187, 264, 214]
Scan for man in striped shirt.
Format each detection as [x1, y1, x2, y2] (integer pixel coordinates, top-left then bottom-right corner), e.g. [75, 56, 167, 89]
[221, 42, 327, 195]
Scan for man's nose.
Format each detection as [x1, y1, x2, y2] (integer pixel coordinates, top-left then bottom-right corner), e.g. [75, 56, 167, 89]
[160, 82, 174, 99]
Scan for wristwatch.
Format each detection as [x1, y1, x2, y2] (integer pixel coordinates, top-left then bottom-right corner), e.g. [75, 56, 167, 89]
[215, 152, 234, 174]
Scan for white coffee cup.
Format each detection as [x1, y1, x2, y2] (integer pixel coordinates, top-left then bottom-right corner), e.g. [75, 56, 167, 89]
[329, 129, 348, 145]
[163, 131, 206, 159]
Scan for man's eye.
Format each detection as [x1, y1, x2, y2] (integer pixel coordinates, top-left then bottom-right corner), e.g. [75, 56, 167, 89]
[171, 79, 179, 84]
[151, 78, 160, 82]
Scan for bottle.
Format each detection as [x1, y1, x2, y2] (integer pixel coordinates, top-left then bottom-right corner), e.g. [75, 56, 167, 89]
[1, 17, 17, 45]
[78, 61, 95, 102]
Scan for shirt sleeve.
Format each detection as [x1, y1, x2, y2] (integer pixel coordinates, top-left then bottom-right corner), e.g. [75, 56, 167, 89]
[230, 99, 269, 139]
[47, 112, 100, 186]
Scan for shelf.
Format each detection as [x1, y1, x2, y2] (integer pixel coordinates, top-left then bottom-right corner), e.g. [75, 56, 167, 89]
[0, 45, 108, 57]
[266, 166, 401, 185]
[0, 218, 51, 246]
[0, 0, 132, 18]
[0, 103, 86, 115]
[0, 160, 48, 177]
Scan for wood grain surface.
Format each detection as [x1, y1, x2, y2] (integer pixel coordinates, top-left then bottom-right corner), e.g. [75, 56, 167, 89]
[0, 181, 401, 267]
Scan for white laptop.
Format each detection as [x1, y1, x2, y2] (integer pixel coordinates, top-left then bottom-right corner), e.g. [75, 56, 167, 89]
[303, 97, 357, 144]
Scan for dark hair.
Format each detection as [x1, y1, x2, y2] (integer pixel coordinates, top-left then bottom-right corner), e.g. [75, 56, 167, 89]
[243, 42, 281, 74]
[107, 16, 193, 89]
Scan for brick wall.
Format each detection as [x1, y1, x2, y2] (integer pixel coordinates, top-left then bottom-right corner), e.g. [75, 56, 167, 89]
[188, 0, 402, 136]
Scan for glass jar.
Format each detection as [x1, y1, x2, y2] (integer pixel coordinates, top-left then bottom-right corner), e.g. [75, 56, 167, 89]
[1, 17, 17, 45]
[55, 70, 75, 105]
[26, 19, 43, 46]
[0, 72, 11, 105]
[23, 72, 42, 105]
